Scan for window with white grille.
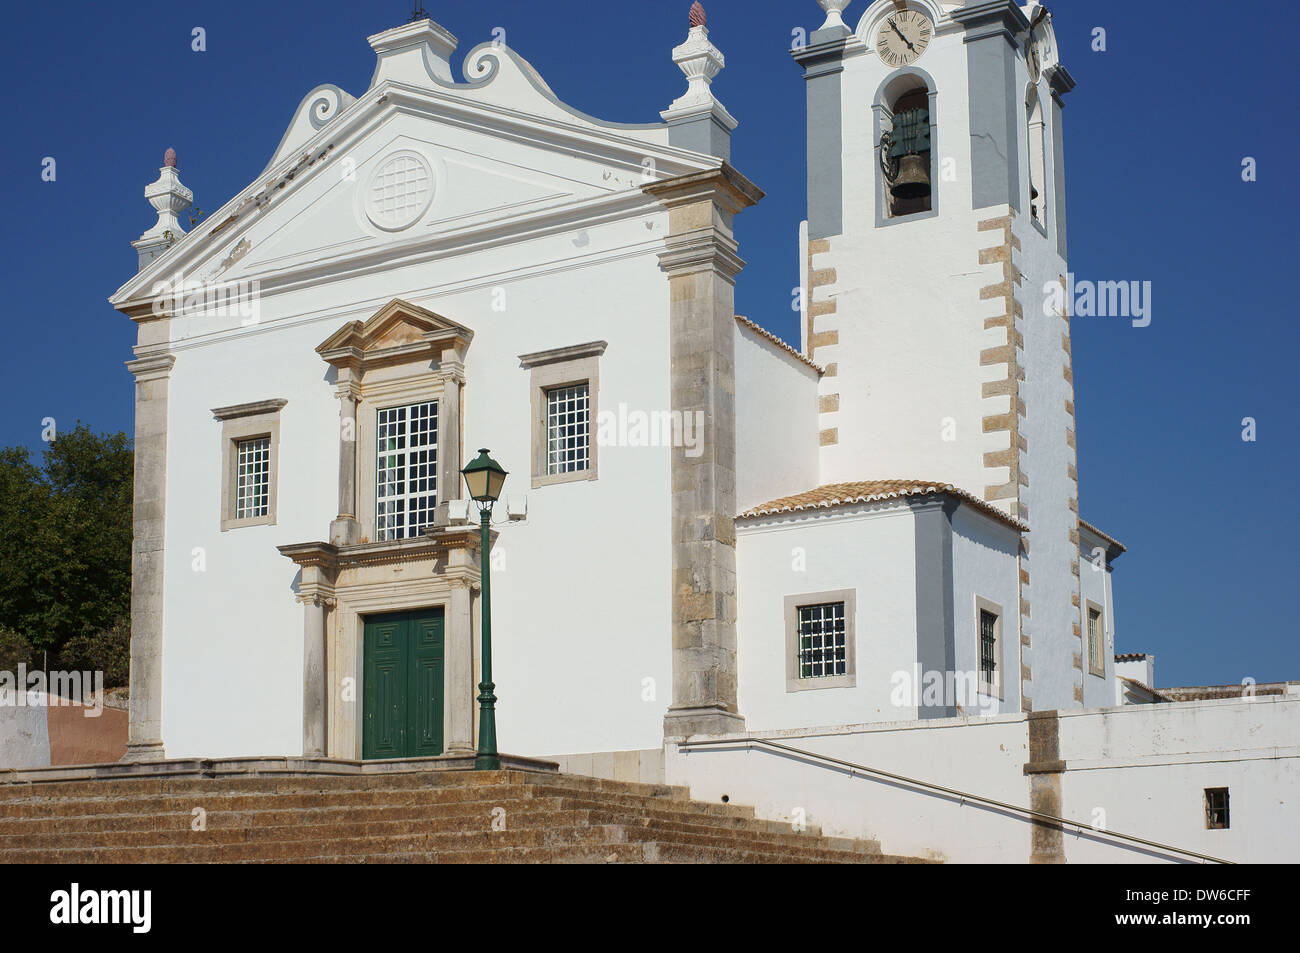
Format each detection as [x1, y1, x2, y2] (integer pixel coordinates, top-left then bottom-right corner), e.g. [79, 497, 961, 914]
[215, 398, 284, 531]
[375, 401, 438, 541]
[979, 609, 998, 683]
[796, 602, 848, 680]
[545, 383, 590, 475]
[234, 437, 271, 520]
[1088, 607, 1105, 676]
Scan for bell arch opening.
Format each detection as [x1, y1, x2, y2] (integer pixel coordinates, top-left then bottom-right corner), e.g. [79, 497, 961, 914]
[875, 71, 936, 220]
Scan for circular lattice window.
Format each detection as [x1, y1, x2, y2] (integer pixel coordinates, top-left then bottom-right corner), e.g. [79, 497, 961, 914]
[365, 151, 435, 231]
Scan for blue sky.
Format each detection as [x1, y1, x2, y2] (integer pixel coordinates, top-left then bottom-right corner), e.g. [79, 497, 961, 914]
[3, 1, 1296, 687]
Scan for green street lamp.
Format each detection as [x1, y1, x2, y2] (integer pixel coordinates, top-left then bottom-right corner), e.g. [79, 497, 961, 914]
[461, 448, 508, 771]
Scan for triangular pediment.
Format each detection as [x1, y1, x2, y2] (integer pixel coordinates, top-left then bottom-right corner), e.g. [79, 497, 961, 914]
[316, 299, 472, 358]
[110, 57, 719, 312]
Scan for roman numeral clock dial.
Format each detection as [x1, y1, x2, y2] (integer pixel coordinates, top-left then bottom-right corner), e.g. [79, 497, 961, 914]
[876, 10, 933, 68]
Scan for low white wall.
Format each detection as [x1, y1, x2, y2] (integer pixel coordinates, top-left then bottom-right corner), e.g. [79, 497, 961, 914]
[0, 704, 50, 769]
[668, 715, 1032, 863]
[666, 696, 1300, 864]
[1056, 697, 1300, 864]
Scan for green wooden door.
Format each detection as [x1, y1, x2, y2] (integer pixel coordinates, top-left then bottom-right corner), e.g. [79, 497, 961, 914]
[362, 608, 444, 759]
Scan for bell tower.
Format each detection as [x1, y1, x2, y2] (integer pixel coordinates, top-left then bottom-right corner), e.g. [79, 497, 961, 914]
[794, 0, 1087, 712]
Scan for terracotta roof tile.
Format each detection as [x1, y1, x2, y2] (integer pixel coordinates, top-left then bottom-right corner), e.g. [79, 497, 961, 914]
[734, 315, 824, 374]
[1079, 519, 1127, 553]
[739, 480, 1028, 532]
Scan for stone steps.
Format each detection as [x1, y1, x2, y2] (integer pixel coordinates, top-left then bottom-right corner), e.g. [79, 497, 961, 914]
[0, 809, 865, 858]
[0, 768, 923, 864]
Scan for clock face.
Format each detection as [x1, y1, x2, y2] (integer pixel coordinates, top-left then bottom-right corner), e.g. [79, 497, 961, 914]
[876, 10, 933, 68]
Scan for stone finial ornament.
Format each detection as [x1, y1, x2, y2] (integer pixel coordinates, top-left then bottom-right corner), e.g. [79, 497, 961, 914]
[816, 0, 852, 32]
[689, 1, 706, 28]
[135, 153, 194, 256]
[665, 6, 725, 113]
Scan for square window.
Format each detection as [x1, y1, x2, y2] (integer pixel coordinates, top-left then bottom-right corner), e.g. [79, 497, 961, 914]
[785, 590, 856, 692]
[1205, 788, 1230, 830]
[797, 602, 848, 679]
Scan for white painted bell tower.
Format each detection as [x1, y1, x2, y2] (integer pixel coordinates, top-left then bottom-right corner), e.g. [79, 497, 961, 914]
[794, 0, 1089, 712]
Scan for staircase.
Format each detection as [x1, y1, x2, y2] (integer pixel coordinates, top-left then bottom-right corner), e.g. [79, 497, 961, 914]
[0, 768, 924, 863]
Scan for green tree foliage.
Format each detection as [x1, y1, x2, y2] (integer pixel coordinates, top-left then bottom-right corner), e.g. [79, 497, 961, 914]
[0, 626, 35, 672]
[58, 617, 131, 688]
[0, 424, 132, 684]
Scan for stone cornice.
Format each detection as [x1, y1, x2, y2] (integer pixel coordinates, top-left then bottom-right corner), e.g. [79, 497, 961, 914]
[212, 398, 288, 421]
[125, 353, 176, 383]
[791, 34, 852, 73]
[1047, 64, 1077, 104]
[642, 163, 764, 217]
[295, 591, 337, 609]
[114, 300, 168, 324]
[333, 381, 362, 402]
[518, 340, 608, 369]
[657, 228, 746, 281]
[278, 525, 487, 572]
[951, 0, 1030, 46]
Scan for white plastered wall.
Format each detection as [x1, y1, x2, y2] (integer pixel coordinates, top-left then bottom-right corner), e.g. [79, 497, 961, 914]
[159, 166, 676, 758]
[734, 327, 820, 513]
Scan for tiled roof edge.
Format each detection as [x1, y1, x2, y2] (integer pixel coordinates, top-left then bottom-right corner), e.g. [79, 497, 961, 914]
[1079, 518, 1127, 552]
[734, 315, 824, 375]
[739, 482, 1028, 533]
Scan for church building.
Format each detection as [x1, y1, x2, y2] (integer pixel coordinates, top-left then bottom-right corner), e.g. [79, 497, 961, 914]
[109, 1, 1124, 770]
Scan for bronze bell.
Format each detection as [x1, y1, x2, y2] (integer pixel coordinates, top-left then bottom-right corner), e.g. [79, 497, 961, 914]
[890, 153, 931, 201]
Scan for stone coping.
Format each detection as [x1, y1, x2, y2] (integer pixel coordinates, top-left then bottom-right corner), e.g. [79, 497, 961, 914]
[0, 753, 559, 786]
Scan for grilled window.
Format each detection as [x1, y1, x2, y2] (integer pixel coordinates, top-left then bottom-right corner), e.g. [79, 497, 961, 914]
[979, 609, 998, 681]
[376, 401, 438, 541]
[545, 383, 590, 475]
[1205, 788, 1230, 830]
[234, 437, 271, 520]
[796, 602, 848, 679]
[1088, 608, 1105, 676]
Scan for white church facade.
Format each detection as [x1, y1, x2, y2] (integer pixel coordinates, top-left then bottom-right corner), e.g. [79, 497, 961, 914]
[105, 2, 1298, 863]
[110, 0, 1117, 762]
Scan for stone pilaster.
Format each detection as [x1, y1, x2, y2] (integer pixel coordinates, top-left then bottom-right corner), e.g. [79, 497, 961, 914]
[443, 579, 475, 755]
[122, 348, 175, 762]
[644, 165, 762, 738]
[1024, 710, 1066, 863]
[331, 380, 361, 546]
[299, 594, 334, 757]
[428, 330, 467, 501]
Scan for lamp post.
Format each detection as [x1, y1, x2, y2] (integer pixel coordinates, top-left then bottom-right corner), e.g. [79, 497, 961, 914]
[461, 448, 508, 771]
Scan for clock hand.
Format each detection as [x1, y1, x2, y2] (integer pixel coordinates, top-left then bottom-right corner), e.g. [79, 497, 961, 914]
[889, 20, 917, 52]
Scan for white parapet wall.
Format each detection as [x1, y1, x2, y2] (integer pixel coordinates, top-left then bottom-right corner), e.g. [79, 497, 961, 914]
[664, 694, 1300, 864]
[1054, 696, 1299, 863]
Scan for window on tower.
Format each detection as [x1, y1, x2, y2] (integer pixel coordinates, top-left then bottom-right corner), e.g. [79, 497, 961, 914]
[1027, 89, 1048, 226]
